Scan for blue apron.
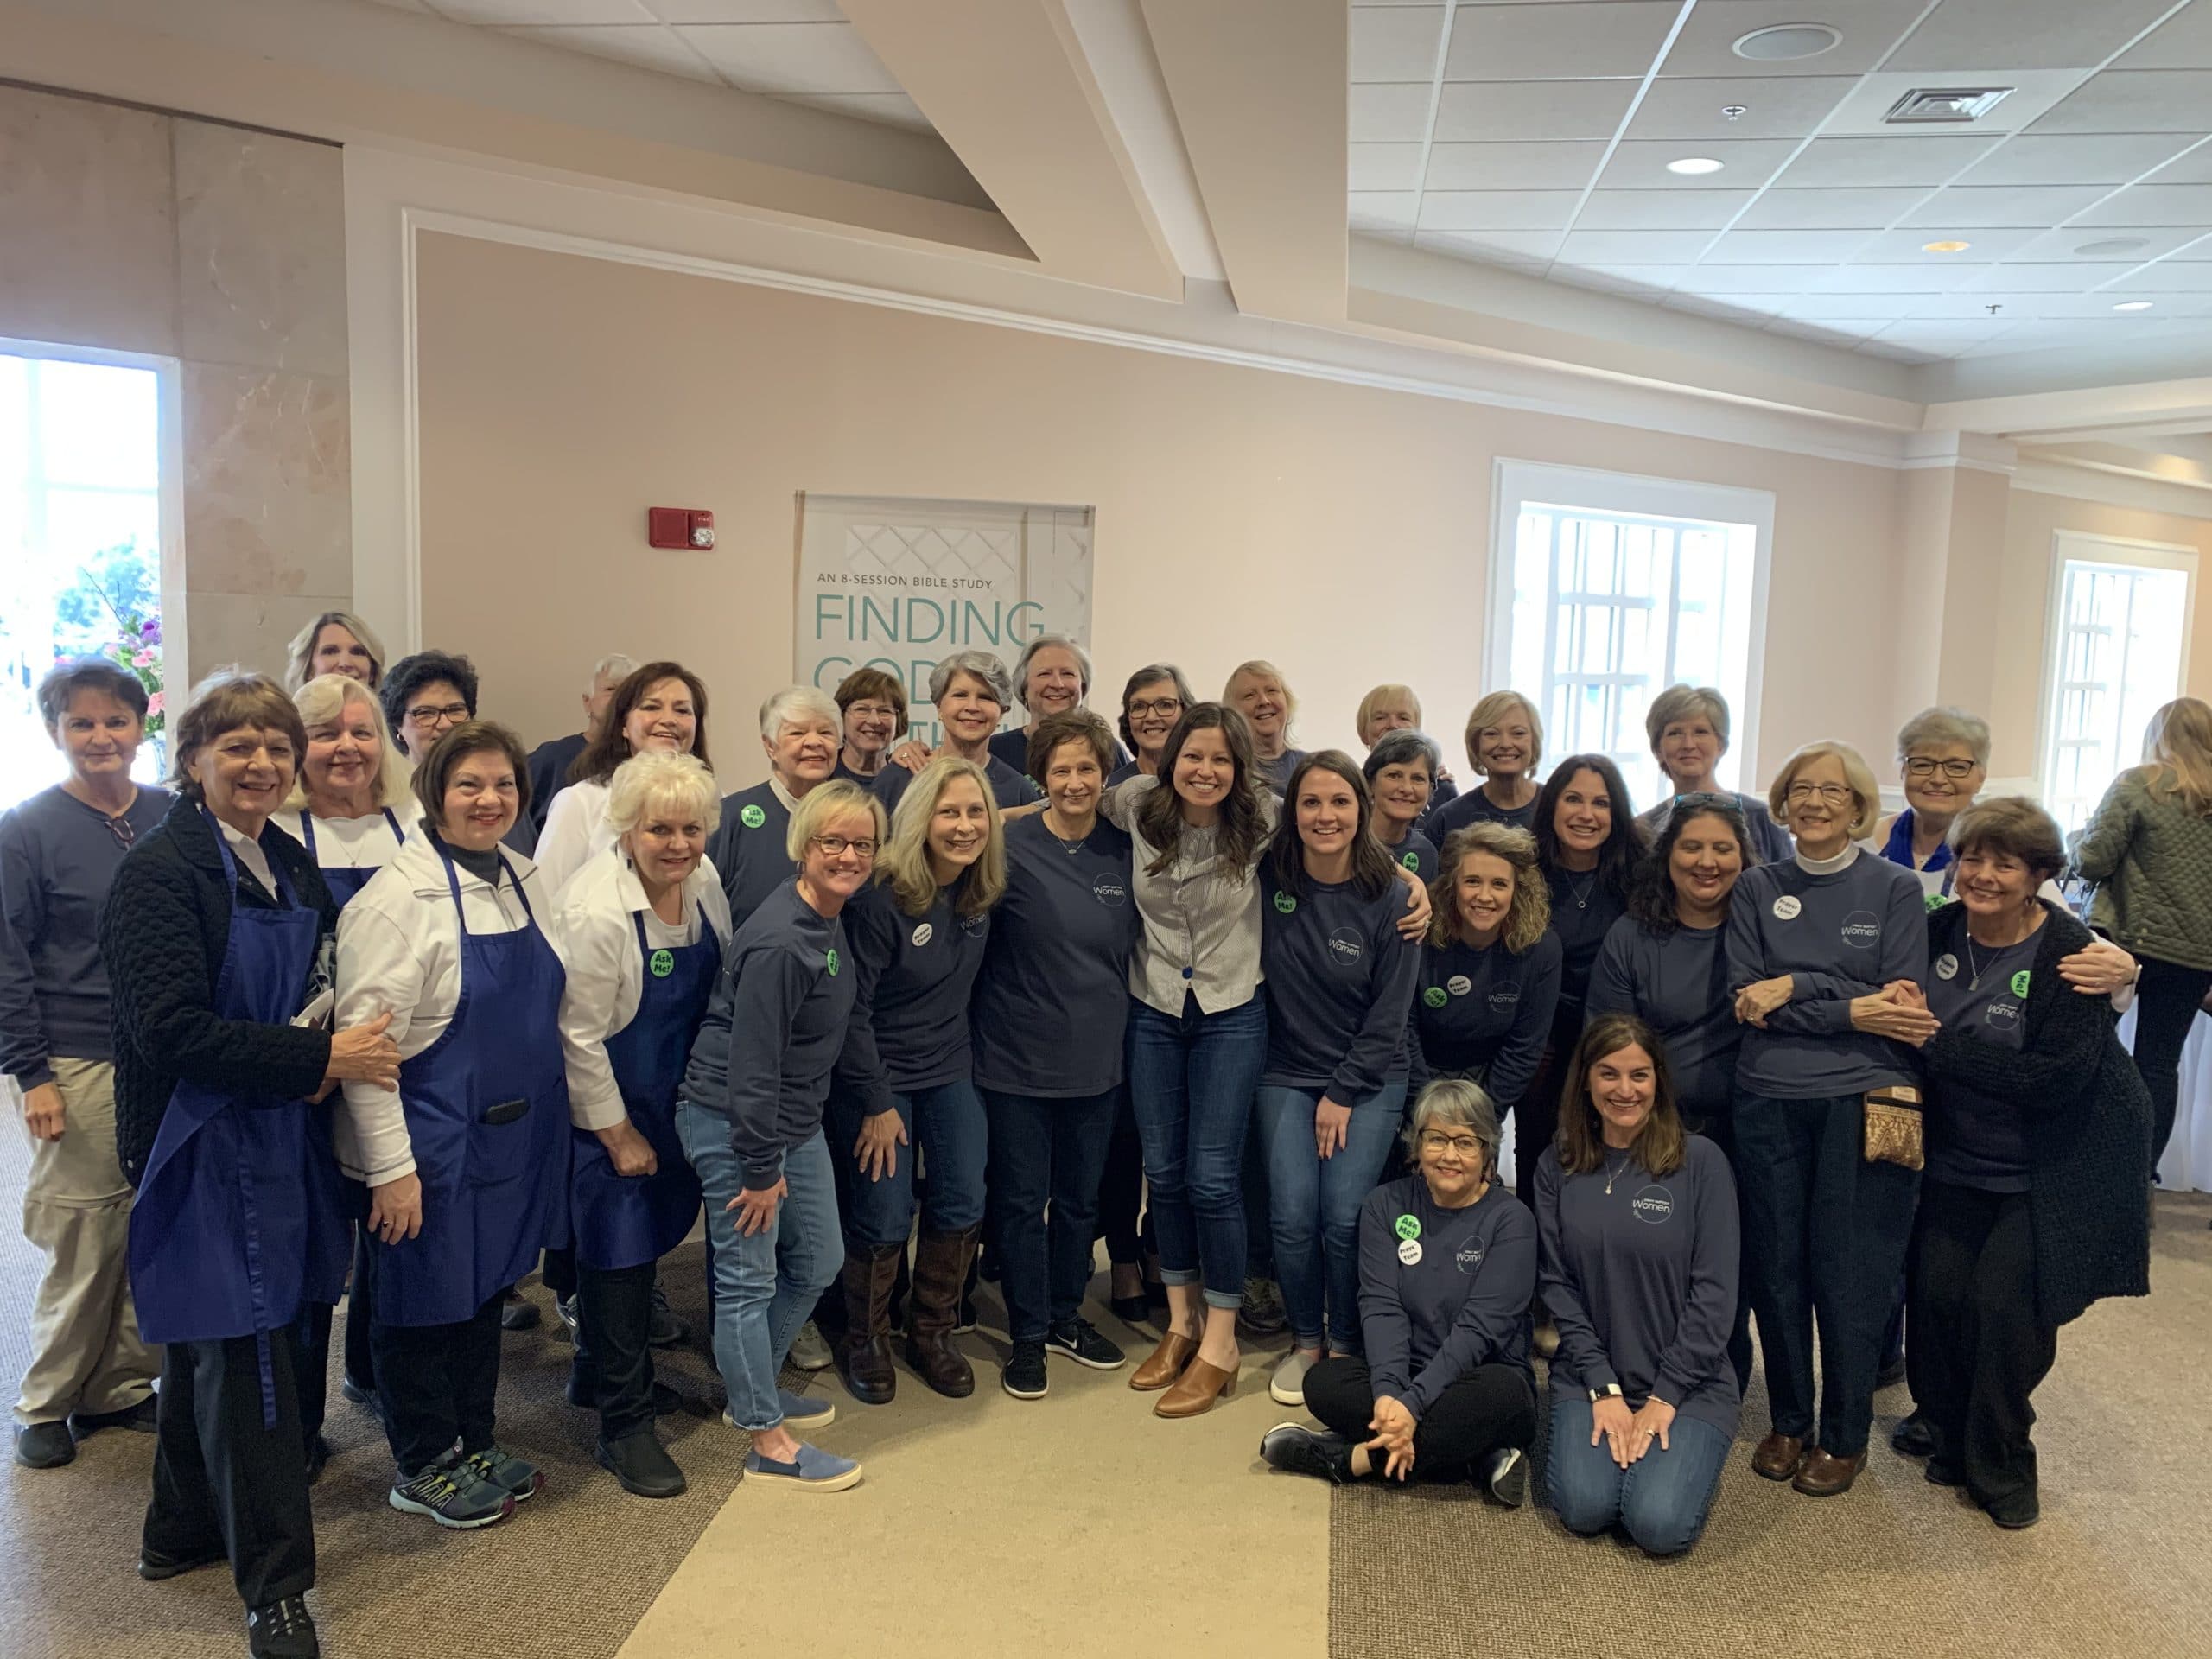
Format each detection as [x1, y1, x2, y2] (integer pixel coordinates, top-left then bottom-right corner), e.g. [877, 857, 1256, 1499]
[129, 813, 349, 1420]
[301, 807, 406, 907]
[372, 846, 569, 1328]
[571, 907, 719, 1271]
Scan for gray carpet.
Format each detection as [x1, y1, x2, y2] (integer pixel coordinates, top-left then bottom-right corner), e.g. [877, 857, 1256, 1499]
[1327, 1192, 2212, 1659]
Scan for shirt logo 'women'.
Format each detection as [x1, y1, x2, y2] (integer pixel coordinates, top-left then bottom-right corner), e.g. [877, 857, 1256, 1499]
[1091, 874, 1128, 907]
[1840, 910, 1882, 950]
[1327, 928, 1364, 967]
[1454, 1243, 1485, 1275]
[1630, 1185, 1675, 1224]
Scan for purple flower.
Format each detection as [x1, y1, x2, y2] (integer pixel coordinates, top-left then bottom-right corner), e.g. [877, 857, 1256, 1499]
[140, 617, 162, 644]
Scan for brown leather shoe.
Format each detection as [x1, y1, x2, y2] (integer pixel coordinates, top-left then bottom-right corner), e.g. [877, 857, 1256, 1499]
[1793, 1448, 1866, 1497]
[904, 1226, 979, 1398]
[1154, 1356, 1237, 1419]
[1129, 1331, 1198, 1392]
[1751, 1432, 1806, 1481]
[836, 1243, 903, 1406]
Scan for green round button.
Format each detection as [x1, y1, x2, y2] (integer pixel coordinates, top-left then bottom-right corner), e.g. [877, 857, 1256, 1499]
[1423, 986, 1447, 1008]
[1393, 1214, 1421, 1242]
[1273, 891, 1297, 914]
[825, 947, 840, 976]
[741, 803, 766, 829]
[648, 948, 675, 978]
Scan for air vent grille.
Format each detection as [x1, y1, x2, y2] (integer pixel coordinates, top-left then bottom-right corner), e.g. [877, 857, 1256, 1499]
[1884, 87, 2014, 124]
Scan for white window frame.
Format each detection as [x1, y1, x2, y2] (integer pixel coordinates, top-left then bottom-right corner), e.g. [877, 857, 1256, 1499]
[2033, 530, 2198, 829]
[1484, 459, 1775, 794]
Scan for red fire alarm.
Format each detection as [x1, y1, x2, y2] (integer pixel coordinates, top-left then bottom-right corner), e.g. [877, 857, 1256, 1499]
[648, 507, 715, 550]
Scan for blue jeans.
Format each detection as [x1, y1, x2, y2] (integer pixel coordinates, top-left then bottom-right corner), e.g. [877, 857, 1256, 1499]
[1253, 1082, 1407, 1352]
[823, 1081, 988, 1249]
[675, 1105, 841, 1433]
[1125, 995, 1268, 1309]
[1733, 1090, 1919, 1458]
[1548, 1399, 1731, 1557]
[982, 1087, 1118, 1343]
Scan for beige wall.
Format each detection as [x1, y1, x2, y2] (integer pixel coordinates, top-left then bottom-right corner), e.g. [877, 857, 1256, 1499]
[0, 84, 349, 684]
[416, 229, 1914, 793]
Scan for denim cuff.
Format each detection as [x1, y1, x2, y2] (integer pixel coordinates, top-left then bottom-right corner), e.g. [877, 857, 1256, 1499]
[1201, 1287, 1243, 1311]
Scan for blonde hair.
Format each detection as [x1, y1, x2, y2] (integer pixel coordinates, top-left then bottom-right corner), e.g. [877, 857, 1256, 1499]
[1768, 740, 1882, 840]
[1224, 660, 1298, 737]
[286, 672, 411, 812]
[1644, 684, 1731, 755]
[283, 610, 386, 694]
[1432, 822, 1551, 953]
[606, 751, 721, 839]
[2141, 697, 2212, 817]
[1356, 683, 1422, 744]
[786, 779, 886, 861]
[877, 756, 1006, 919]
[1464, 690, 1542, 778]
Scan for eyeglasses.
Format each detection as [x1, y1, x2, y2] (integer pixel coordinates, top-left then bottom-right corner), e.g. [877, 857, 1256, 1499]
[1126, 697, 1184, 719]
[1904, 757, 1979, 780]
[811, 835, 880, 859]
[847, 703, 899, 721]
[102, 814, 137, 852]
[405, 702, 470, 727]
[1419, 1131, 1486, 1157]
[1785, 781, 1853, 804]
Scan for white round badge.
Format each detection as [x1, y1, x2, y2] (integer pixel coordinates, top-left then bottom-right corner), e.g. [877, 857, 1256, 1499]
[1446, 975, 1472, 997]
[912, 923, 934, 947]
[1934, 953, 1959, 982]
[1396, 1238, 1423, 1267]
[1772, 894, 1802, 921]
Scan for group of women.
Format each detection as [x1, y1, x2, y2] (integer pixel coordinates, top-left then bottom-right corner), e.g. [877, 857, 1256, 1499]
[0, 607, 2196, 1658]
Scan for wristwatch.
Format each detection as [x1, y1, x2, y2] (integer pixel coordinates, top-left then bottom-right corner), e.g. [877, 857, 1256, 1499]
[1588, 1383, 1623, 1403]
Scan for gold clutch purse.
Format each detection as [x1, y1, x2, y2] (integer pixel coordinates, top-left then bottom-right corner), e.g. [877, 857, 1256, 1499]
[1863, 1084, 1924, 1171]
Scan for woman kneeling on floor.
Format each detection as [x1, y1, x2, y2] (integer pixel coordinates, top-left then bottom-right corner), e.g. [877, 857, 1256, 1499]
[1260, 1078, 1537, 1501]
[1538, 1013, 1739, 1558]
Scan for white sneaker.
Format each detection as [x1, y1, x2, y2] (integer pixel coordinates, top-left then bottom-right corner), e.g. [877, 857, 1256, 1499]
[789, 1320, 835, 1372]
[1269, 1349, 1319, 1408]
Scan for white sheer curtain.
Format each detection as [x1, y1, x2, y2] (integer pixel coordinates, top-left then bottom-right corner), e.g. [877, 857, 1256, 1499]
[2120, 1003, 2212, 1194]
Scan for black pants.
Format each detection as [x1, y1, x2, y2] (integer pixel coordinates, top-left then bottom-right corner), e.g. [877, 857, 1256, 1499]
[1512, 1041, 1566, 1205]
[982, 1087, 1117, 1343]
[2132, 957, 2212, 1171]
[574, 1260, 658, 1441]
[290, 1303, 337, 1443]
[370, 1293, 505, 1473]
[1683, 1100, 1756, 1394]
[1097, 1090, 1154, 1268]
[342, 1227, 375, 1395]
[145, 1332, 316, 1608]
[1911, 1180, 2056, 1509]
[1304, 1356, 1536, 1482]
[542, 1244, 580, 1302]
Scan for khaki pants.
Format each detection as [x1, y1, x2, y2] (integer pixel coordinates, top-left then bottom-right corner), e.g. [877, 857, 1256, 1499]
[14, 1058, 159, 1427]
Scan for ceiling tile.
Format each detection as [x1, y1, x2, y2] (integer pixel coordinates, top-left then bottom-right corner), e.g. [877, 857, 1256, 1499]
[1810, 264, 1978, 293]
[772, 91, 928, 129]
[1563, 262, 1690, 289]
[1417, 190, 1586, 231]
[2031, 72, 2212, 134]
[1624, 75, 1856, 141]
[1903, 183, 2109, 227]
[1596, 137, 1798, 189]
[1658, 0, 1935, 79]
[496, 22, 717, 79]
[2033, 289, 2212, 318]
[1425, 141, 1607, 189]
[1886, 0, 2182, 73]
[1957, 260, 2140, 290]
[1706, 227, 1882, 263]
[1959, 132, 2208, 185]
[1414, 229, 1567, 267]
[1432, 79, 1637, 141]
[1774, 292, 1930, 320]
[1574, 188, 1756, 230]
[1444, 3, 1680, 81]
[1776, 135, 2002, 188]
[1675, 263, 1833, 293]
[435, 0, 650, 20]
[646, 1, 840, 19]
[671, 21, 899, 92]
[1551, 264, 1682, 298]
[2149, 141, 2212, 183]
[1868, 318, 2021, 348]
[1351, 4, 1446, 82]
[1904, 293, 2056, 321]
[1349, 143, 1427, 191]
[1557, 229, 1731, 264]
[2010, 226, 2210, 262]
[1350, 83, 1436, 143]
[2072, 182, 2212, 225]
[1851, 226, 2046, 261]
[2115, 3, 2212, 69]
[2105, 262, 2212, 290]
[1348, 191, 1420, 231]
[1737, 187, 1929, 229]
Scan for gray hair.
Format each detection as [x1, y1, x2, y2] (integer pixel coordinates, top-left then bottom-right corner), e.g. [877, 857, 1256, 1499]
[287, 672, 411, 812]
[760, 684, 842, 740]
[928, 651, 1013, 712]
[1012, 633, 1092, 709]
[1363, 728, 1441, 784]
[1403, 1077, 1503, 1176]
[1896, 705, 1991, 769]
[1645, 683, 1731, 754]
[587, 652, 638, 693]
[606, 751, 721, 840]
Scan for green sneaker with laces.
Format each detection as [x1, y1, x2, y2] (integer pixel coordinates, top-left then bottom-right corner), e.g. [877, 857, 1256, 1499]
[461, 1445, 543, 1502]
[389, 1461, 512, 1529]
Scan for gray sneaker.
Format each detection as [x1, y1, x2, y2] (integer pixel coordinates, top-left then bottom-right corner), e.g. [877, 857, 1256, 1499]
[389, 1461, 512, 1529]
[460, 1445, 543, 1502]
[788, 1319, 836, 1371]
[744, 1441, 862, 1492]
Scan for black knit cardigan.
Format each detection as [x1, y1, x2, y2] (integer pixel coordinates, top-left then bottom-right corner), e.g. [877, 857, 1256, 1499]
[1921, 900, 2152, 1329]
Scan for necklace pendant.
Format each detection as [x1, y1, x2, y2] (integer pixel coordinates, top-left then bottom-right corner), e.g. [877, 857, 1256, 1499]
[1577, 896, 1588, 910]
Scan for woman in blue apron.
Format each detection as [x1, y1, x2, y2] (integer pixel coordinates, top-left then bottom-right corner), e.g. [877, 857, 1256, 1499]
[103, 670, 400, 1659]
[272, 672, 420, 1447]
[552, 753, 728, 1497]
[334, 721, 569, 1532]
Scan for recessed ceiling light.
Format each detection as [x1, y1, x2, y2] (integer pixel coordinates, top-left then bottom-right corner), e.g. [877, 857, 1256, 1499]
[1733, 23, 1842, 61]
[1666, 156, 1726, 175]
[2113, 301, 2156, 312]
[1923, 240, 1972, 253]
[2075, 237, 2150, 257]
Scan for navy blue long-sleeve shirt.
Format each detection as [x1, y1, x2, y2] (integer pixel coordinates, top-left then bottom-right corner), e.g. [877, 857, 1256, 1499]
[874, 756, 1039, 817]
[1427, 787, 1540, 842]
[1377, 829, 1438, 884]
[1358, 1175, 1535, 1419]
[1726, 850, 1927, 1098]
[1406, 931, 1561, 1106]
[680, 880, 854, 1187]
[1260, 874, 1418, 1101]
[705, 780, 796, 932]
[1586, 918, 1740, 1117]
[1544, 866, 1627, 1039]
[835, 876, 990, 1116]
[1535, 1135, 1742, 1436]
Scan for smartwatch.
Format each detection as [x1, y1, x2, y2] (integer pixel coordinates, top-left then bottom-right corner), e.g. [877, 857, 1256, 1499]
[1588, 1383, 1623, 1403]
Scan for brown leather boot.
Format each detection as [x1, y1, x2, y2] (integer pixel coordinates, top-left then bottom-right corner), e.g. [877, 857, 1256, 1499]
[1793, 1448, 1866, 1497]
[836, 1243, 903, 1406]
[905, 1226, 979, 1398]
